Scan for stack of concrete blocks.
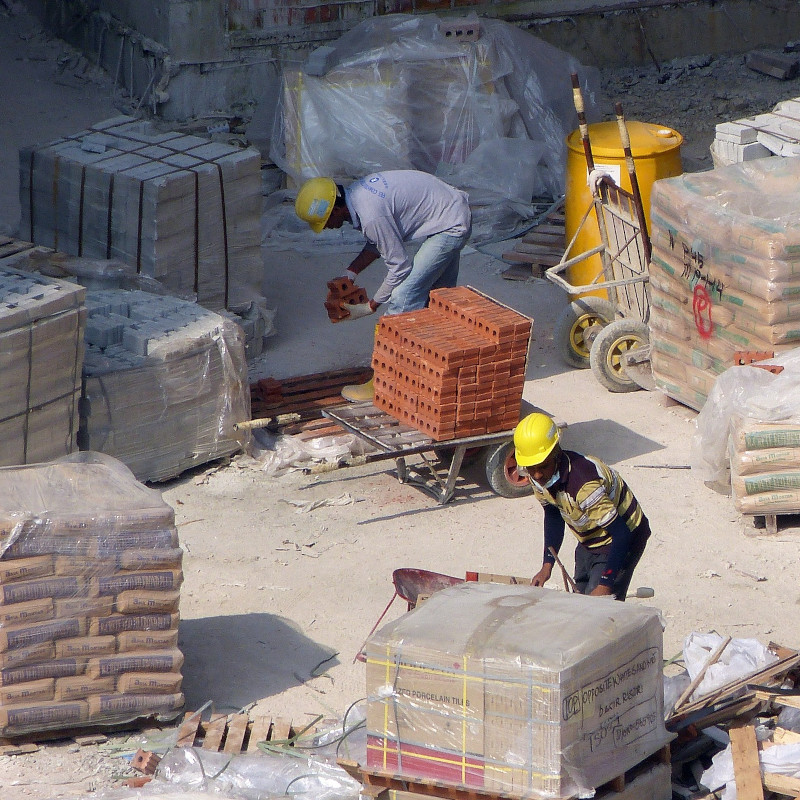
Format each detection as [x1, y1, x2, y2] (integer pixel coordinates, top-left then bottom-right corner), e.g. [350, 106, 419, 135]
[729, 417, 800, 515]
[365, 582, 671, 800]
[0, 453, 184, 738]
[80, 288, 250, 483]
[648, 156, 800, 410]
[711, 97, 800, 166]
[372, 287, 531, 441]
[0, 267, 86, 467]
[19, 116, 264, 314]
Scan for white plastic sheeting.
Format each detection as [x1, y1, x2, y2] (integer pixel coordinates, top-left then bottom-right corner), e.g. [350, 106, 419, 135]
[269, 14, 601, 244]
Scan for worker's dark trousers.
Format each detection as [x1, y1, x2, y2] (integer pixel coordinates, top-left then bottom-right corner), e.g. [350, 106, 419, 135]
[573, 520, 651, 601]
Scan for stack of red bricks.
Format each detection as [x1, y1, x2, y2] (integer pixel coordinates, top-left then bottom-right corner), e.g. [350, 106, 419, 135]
[325, 277, 368, 322]
[372, 287, 532, 441]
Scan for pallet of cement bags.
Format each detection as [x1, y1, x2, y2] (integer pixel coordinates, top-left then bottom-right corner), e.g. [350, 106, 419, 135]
[648, 157, 800, 410]
[79, 288, 251, 483]
[19, 116, 264, 313]
[0, 267, 86, 467]
[0, 452, 184, 739]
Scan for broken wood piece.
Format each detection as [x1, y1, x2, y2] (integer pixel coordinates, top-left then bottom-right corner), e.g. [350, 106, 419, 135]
[674, 635, 733, 710]
[729, 723, 765, 800]
[745, 51, 799, 80]
[763, 771, 800, 798]
[74, 734, 107, 746]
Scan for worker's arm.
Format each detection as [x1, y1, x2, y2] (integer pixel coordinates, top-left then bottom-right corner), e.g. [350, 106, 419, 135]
[531, 504, 564, 586]
[588, 516, 634, 596]
[346, 243, 381, 278]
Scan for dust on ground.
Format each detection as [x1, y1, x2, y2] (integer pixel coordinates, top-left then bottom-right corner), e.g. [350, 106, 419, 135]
[2, 3, 800, 797]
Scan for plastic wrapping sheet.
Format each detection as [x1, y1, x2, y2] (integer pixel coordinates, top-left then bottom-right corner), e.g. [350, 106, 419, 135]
[80, 290, 251, 483]
[691, 350, 800, 498]
[0, 452, 184, 738]
[365, 582, 669, 799]
[270, 14, 600, 243]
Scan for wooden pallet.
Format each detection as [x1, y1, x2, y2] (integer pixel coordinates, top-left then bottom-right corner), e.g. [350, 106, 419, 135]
[501, 203, 566, 281]
[339, 745, 671, 800]
[176, 710, 299, 753]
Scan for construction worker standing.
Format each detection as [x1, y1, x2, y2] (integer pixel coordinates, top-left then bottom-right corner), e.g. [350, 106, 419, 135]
[513, 413, 651, 601]
[295, 170, 472, 400]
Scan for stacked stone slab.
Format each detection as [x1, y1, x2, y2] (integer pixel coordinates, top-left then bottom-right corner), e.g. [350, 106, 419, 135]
[0, 453, 184, 738]
[79, 288, 250, 483]
[648, 157, 800, 411]
[372, 287, 531, 441]
[0, 267, 85, 467]
[19, 116, 264, 313]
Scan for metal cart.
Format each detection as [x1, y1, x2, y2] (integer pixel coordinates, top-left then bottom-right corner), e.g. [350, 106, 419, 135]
[548, 78, 652, 393]
[319, 401, 533, 504]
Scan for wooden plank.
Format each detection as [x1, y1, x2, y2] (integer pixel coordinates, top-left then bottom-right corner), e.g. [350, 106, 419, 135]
[247, 716, 272, 752]
[764, 772, 800, 797]
[0, 240, 34, 259]
[222, 713, 249, 754]
[271, 716, 292, 743]
[512, 242, 563, 256]
[176, 711, 202, 747]
[201, 713, 228, 751]
[730, 723, 765, 800]
[771, 727, 800, 745]
[501, 264, 539, 281]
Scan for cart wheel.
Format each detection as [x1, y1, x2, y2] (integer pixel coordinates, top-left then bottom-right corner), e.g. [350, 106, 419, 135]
[434, 446, 485, 468]
[554, 297, 616, 369]
[589, 319, 649, 393]
[484, 442, 533, 499]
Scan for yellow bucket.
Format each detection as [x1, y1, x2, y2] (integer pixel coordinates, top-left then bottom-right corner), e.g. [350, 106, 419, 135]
[564, 121, 683, 299]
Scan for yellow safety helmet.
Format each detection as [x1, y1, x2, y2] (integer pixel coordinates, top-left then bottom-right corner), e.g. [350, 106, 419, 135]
[514, 413, 560, 467]
[295, 177, 337, 233]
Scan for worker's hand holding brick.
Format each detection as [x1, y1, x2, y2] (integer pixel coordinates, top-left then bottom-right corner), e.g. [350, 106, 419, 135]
[324, 276, 369, 323]
[342, 302, 375, 320]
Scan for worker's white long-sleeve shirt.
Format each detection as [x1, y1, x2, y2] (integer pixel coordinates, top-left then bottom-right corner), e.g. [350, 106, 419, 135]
[345, 171, 471, 305]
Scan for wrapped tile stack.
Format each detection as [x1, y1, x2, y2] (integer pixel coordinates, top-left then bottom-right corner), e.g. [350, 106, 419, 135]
[729, 416, 800, 515]
[19, 115, 264, 313]
[366, 582, 671, 800]
[648, 157, 800, 410]
[79, 288, 251, 483]
[0, 452, 184, 738]
[0, 266, 85, 467]
[372, 287, 531, 441]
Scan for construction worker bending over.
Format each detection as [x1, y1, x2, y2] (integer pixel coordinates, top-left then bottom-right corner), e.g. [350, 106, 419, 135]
[295, 170, 472, 400]
[513, 413, 651, 601]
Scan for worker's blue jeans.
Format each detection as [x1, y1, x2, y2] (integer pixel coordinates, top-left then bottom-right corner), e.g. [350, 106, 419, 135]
[386, 227, 471, 315]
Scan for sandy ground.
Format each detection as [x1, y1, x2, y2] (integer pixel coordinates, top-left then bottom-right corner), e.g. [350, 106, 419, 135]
[1, 4, 800, 797]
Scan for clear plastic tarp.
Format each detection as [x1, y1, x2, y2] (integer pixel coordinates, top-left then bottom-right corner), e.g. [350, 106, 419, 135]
[269, 14, 601, 244]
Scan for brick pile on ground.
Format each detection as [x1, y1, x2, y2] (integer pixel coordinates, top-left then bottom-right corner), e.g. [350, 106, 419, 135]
[0, 453, 184, 739]
[325, 276, 368, 322]
[372, 287, 531, 441]
[0, 267, 86, 467]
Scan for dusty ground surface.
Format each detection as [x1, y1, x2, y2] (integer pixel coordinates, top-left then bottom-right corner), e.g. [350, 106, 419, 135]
[1, 3, 800, 797]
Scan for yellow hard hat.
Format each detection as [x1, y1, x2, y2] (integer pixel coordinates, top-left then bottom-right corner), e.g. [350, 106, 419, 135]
[514, 413, 560, 467]
[295, 177, 337, 233]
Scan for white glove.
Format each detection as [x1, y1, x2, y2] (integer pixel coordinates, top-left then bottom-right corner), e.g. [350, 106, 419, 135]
[345, 269, 361, 284]
[342, 302, 375, 320]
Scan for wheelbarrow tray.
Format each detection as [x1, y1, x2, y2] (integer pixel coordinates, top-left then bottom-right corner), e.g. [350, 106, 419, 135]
[321, 401, 519, 504]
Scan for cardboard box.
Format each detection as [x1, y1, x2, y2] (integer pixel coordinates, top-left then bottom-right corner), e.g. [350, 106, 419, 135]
[366, 583, 669, 799]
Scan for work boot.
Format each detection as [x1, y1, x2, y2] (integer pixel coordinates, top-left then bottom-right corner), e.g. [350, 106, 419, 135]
[341, 377, 374, 402]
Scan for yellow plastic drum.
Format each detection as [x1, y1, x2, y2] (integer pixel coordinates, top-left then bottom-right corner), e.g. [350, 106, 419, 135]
[564, 121, 683, 298]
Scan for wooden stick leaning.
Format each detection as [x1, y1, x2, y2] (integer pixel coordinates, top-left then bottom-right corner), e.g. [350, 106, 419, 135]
[673, 635, 733, 711]
[548, 546, 578, 593]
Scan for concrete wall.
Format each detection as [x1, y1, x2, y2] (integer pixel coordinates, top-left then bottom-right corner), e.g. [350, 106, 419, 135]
[31, 1, 800, 130]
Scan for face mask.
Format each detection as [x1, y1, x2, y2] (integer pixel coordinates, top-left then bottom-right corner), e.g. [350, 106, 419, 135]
[531, 470, 560, 492]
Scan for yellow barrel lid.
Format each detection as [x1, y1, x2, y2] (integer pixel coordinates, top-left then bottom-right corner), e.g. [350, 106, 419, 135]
[567, 120, 683, 157]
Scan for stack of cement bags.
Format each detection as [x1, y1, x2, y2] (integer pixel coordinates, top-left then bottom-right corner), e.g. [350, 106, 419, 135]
[0, 453, 184, 738]
[19, 116, 264, 313]
[730, 417, 800, 514]
[0, 267, 85, 466]
[80, 288, 251, 483]
[649, 157, 800, 410]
